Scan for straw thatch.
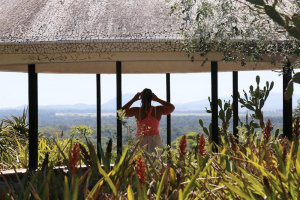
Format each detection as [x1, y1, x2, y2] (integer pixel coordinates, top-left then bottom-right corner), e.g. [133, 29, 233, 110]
[0, 0, 183, 44]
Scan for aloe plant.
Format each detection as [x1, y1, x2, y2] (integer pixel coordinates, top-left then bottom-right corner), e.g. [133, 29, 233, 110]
[2, 124, 300, 199]
[2, 89, 300, 199]
[2, 108, 28, 139]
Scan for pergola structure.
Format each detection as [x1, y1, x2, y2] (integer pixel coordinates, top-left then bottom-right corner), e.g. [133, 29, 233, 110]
[0, 0, 293, 171]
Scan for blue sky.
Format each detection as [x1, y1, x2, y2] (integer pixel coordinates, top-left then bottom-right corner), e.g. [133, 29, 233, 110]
[1, 70, 300, 109]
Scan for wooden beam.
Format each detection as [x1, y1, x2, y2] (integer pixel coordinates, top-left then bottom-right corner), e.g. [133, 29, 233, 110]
[116, 62, 122, 155]
[28, 64, 38, 171]
[96, 74, 101, 161]
[166, 73, 171, 147]
[283, 62, 293, 140]
[211, 62, 218, 151]
[233, 71, 239, 140]
[0, 50, 290, 74]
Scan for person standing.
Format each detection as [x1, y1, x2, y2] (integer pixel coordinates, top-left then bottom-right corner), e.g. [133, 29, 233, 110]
[121, 88, 175, 157]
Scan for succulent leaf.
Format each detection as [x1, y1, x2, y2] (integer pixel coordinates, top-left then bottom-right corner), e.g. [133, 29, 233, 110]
[292, 72, 300, 84]
[224, 102, 229, 111]
[199, 119, 204, 127]
[218, 99, 222, 109]
[219, 110, 225, 121]
[256, 75, 260, 86]
[226, 108, 232, 123]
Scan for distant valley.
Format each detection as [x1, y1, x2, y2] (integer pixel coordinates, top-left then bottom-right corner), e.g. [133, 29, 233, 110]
[0, 93, 290, 146]
[1, 93, 299, 117]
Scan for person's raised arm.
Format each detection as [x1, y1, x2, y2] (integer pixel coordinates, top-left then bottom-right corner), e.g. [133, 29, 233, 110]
[153, 93, 175, 115]
[121, 92, 140, 117]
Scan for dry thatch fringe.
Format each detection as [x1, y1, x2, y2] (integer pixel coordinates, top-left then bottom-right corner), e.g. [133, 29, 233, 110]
[264, 119, 272, 143]
[79, 143, 92, 166]
[179, 135, 187, 159]
[69, 142, 80, 174]
[136, 155, 146, 188]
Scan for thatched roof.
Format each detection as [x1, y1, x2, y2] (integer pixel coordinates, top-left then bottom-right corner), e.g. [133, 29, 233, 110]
[0, 0, 294, 73]
[0, 0, 182, 44]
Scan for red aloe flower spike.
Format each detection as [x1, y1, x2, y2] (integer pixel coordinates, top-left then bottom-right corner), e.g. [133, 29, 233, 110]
[69, 142, 80, 174]
[264, 119, 272, 143]
[179, 135, 187, 159]
[293, 117, 300, 138]
[135, 155, 146, 188]
[199, 134, 205, 156]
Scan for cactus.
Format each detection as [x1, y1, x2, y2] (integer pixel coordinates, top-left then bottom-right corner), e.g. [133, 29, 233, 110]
[199, 76, 277, 146]
[238, 75, 274, 129]
[200, 97, 233, 145]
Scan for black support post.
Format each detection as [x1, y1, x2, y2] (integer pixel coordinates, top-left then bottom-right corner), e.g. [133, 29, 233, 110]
[28, 64, 38, 172]
[211, 62, 218, 151]
[233, 71, 239, 140]
[166, 73, 171, 147]
[116, 62, 122, 155]
[96, 74, 101, 161]
[283, 62, 293, 140]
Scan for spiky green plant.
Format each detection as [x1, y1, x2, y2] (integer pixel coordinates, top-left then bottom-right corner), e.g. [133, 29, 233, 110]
[2, 108, 28, 140]
[238, 75, 274, 129]
[2, 125, 300, 199]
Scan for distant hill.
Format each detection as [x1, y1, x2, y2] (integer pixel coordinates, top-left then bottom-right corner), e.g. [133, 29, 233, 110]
[1, 93, 300, 114]
[175, 93, 300, 112]
[100, 93, 161, 111]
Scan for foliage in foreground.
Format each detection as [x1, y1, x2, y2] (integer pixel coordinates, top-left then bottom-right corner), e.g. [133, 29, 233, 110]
[1, 117, 300, 199]
[1, 76, 300, 199]
[0, 114, 93, 170]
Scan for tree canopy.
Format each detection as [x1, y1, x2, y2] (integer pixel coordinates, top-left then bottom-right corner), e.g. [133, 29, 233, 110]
[169, 0, 300, 66]
[169, 0, 300, 99]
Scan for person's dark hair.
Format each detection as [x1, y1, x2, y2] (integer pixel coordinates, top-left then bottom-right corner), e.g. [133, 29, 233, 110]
[140, 88, 152, 117]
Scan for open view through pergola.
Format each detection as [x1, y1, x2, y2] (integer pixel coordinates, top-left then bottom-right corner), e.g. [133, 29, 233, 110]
[0, 0, 295, 171]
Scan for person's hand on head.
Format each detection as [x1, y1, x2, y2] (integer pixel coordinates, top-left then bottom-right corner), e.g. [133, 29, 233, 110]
[152, 93, 158, 102]
[133, 92, 141, 101]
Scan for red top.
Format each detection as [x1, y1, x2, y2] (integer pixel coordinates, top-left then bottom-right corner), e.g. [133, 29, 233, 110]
[136, 106, 160, 136]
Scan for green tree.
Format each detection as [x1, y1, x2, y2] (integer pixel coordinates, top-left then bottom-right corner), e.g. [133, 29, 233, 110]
[70, 125, 93, 136]
[170, 0, 298, 63]
[171, 132, 199, 149]
[169, 0, 300, 98]
[236, 0, 300, 100]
